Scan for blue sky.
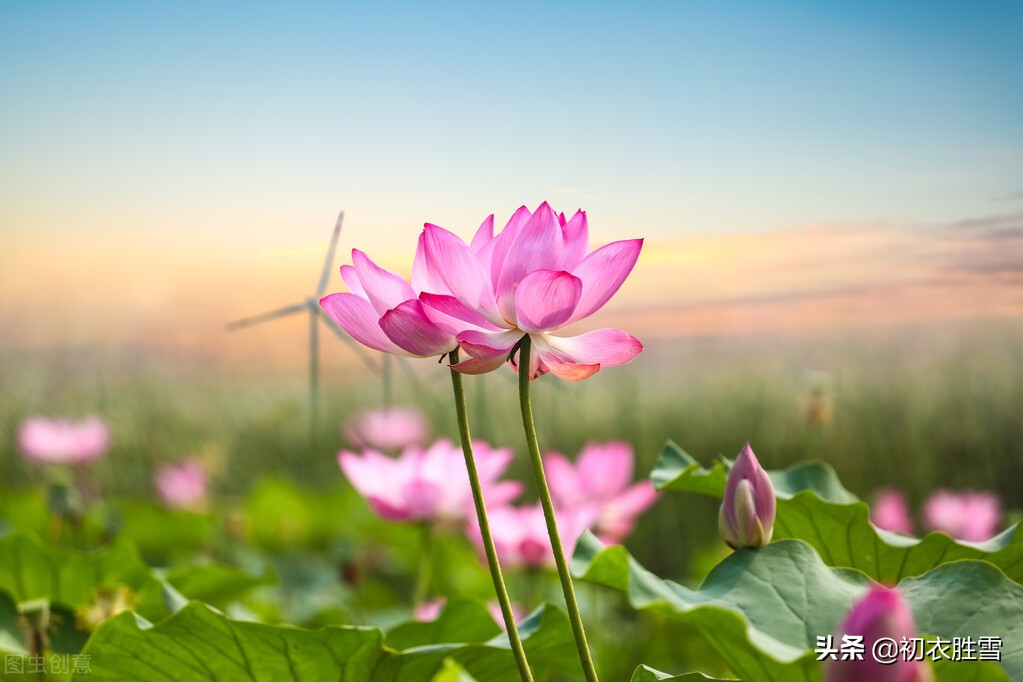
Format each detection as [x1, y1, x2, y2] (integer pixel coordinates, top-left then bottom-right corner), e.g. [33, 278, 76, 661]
[1, 1, 1021, 357]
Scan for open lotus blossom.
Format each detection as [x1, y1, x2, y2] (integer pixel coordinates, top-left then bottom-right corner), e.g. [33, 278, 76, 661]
[824, 585, 933, 682]
[18, 416, 110, 465]
[719, 442, 776, 549]
[414, 598, 525, 631]
[343, 406, 430, 451]
[922, 489, 1001, 542]
[871, 488, 915, 535]
[544, 441, 658, 544]
[339, 439, 522, 524]
[467, 503, 596, 569]
[415, 202, 644, 380]
[320, 248, 458, 358]
[155, 459, 208, 510]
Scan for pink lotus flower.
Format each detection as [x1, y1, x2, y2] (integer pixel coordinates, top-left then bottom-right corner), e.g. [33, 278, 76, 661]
[824, 585, 933, 682]
[871, 488, 915, 535]
[922, 489, 1001, 542]
[343, 406, 429, 451]
[155, 459, 208, 510]
[319, 249, 458, 357]
[416, 202, 644, 380]
[339, 439, 522, 524]
[468, 503, 595, 569]
[544, 441, 658, 544]
[18, 416, 110, 465]
[719, 442, 776, 549]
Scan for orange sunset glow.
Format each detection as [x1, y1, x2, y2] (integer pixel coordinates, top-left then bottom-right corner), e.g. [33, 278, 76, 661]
[4, 209, 1020, 373]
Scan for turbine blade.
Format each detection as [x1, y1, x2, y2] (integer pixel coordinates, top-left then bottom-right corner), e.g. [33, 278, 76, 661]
[315, 307, 381, 373]
[315, 210, 345, 297]
[226, 302, 306, 331]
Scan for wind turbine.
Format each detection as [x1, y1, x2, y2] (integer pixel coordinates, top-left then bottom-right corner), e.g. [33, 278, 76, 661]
[227, 210, 381, 431]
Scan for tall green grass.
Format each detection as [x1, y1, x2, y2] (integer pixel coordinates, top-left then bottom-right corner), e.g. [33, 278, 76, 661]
[2, 319, 1020, 578]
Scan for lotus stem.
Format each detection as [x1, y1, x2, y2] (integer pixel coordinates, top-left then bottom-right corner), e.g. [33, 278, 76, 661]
[448, 349, 535, 682]
[516, 334, 600, 682]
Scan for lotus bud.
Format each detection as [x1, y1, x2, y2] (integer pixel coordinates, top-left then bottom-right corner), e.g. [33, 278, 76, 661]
[718, 442, 776, 549]
[825, 585, 933, 682]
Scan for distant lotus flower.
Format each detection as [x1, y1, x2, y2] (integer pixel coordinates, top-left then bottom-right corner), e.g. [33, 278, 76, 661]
[319, 249, 458, 357]
[339, 439, 522, 524]
[18, 416, 110, 465]
[871, 488, 915, 535]
[468, 503, 595, 569]
[825, 585, 933, 682]
[719, 442, 776, 549]
[413, 598, 445, 622]
[343, 406, 430, 451]
[155, 459, 208, 510]
[922, 489, 1001, 542]
[544, 441, 658, 544]
[417, 202, 643, 380]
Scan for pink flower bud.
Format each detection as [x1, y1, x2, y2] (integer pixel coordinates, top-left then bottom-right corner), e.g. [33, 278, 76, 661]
[719, 442, 776, 549]
[825, 585, 933, 682]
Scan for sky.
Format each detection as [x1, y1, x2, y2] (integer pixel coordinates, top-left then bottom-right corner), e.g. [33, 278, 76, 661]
[1, 1, 1021, 371]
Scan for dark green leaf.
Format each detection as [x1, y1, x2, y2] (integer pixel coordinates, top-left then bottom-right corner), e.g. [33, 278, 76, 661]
[574, 532, 1019, 681]
[631, 665, 738, 681]
[74, 600, 578, 681]
[652, 441, 856, 503]
[652, 441, 1023, 583]
[385, 599, 500, 650]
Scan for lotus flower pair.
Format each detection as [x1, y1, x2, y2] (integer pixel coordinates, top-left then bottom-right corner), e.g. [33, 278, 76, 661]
[320, 202, 643, 380]
[871, 487, 1001, 542]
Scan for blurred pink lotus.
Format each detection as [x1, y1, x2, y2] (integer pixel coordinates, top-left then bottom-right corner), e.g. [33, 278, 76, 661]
[544, 442, 658, 544]
[155, 459, 208, 510]
[18, 416, 110, 465]
[825, 585, 933, 682]
[416, 202, 643, 380]
[871, 488, 915, 535]
[413, 599, 445, 622]
[343, 406, 430, 451]
[922, 489, 1001, 542]
[339, 439, 522, 524]
[469, 503, 595, 569]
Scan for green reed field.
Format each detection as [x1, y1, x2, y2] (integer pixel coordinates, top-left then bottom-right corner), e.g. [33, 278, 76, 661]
[3, 318, 1020, 556]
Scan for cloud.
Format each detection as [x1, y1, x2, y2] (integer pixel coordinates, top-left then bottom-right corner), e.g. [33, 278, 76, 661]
[605, 212, 1023, 338]
[989, 189, 1023, 203]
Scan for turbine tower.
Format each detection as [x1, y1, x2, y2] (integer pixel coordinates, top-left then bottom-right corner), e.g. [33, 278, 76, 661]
[227, 210, 380, 431]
